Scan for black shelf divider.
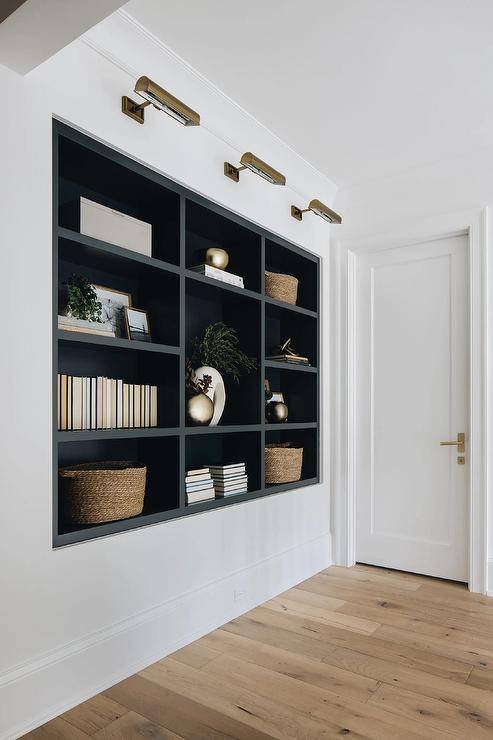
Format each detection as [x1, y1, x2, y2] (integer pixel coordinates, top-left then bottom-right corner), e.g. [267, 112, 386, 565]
[264, 359, 318, 373]
[53, 120, 321, 547]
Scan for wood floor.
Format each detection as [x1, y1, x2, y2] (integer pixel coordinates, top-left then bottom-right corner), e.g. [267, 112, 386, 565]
[24, 564, 493, 739]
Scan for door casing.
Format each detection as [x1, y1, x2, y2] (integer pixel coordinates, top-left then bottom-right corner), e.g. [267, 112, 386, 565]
[332, 207, 487, 593]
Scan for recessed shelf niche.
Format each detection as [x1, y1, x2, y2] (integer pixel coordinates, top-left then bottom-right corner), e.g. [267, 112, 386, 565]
[53, 121, 320, 547]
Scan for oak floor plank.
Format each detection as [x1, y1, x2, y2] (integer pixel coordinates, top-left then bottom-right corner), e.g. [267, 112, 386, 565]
[93, 711, 184, 739]
[22, 718, 90, 739]
[104, 674, 274, 740]
[266, 594, 379, 634]
[368, 682, 493, 738]
[61, 694, 128, 736]
[240, 605, 472, 681]
[204, 650, 447, 739]
[200, 627, 380, 703]
[467, 666, 493, 691]
[141, 658, 352, 739]
[169, 640, 224, 669]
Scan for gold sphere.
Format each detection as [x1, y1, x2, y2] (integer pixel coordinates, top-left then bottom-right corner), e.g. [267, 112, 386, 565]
[187, 392, 214, 425]
[205, 247, 229, 271]
[266, 402, 289, 423]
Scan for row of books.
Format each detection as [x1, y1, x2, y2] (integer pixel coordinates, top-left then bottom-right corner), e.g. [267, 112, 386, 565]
[185, 462, 248, 505]
[190, 263, 244, 289]
[57, 374, 158, 431]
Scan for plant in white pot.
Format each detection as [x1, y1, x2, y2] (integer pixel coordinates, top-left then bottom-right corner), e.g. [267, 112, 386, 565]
[189, 322, 257, 426]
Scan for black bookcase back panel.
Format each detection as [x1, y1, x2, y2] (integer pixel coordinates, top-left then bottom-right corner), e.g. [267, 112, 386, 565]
[186, 200, 261, 293]
[186, 279, 261, 425]
[58, 342, 179, 428]
[265, 303, 318, 366]
[186, 432, 261, 493]
[265, 368, 317, 423]
[265, 428, 318, 482]
[58, 136, 180, 266]
[58, 436, 179, 534]
[265, 239, 318, 312]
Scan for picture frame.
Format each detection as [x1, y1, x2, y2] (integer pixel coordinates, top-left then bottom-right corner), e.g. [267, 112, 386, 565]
[125, 307, 152, 343]
[92, 285, 132, 337]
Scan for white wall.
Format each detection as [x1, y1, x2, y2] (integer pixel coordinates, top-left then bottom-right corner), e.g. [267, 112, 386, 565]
[333, 147, 492, 592]
[0, 12, 336, 739]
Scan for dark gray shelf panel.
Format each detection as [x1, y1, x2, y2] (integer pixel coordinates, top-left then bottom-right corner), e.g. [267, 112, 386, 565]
[57, 427, 179, 442]
[264, 295, 318, 319]
[58, 227, 181, 276]
[265, 422, 318, 430]
[58, 330, 180, 356]
[265, 477, 319, 495]
[185, 269, 261, 301]
[185, 424, 263, 435]
[264, 359, 318, 373]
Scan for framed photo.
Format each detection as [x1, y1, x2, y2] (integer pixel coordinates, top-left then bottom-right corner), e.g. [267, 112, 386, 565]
[93, 285, 132, 337]
[271, 391, 285, 403]
[125, 307, 152, 343]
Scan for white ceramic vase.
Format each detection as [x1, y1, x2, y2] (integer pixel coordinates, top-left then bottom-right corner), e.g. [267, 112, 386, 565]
[194, 366, 226, 426]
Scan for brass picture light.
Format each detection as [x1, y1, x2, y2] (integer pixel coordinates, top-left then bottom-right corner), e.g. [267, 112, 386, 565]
[122, 76, 200, 126]
[291, 199, 342, 224]
[224, 152, 286, 186]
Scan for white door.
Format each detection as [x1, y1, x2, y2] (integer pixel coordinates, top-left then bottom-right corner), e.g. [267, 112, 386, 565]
[355, 235, 468, 581]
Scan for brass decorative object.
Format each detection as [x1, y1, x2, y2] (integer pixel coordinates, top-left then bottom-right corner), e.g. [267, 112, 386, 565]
[205, 247, 229, 271]
[224, 152, 286, 185]
[122, 76, 200, 126]
[187, 392, 214, 425]
[266, 401, 289, 423]
[291, 199, 342, 224]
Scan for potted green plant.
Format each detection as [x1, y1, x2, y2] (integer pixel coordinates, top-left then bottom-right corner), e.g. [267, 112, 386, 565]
[188, 322, 257, 425]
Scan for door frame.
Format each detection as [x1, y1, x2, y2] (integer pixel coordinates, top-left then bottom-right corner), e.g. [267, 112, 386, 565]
[332, 207, 488, 593]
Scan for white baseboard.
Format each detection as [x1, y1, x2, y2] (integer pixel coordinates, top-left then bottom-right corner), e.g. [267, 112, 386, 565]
[1, 533, 331, 740]
[486, 558, 493, 597]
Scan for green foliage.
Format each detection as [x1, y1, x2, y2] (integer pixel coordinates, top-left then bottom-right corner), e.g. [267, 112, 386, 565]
[66, 275, 102, 322]
[191, 322, 257, 383]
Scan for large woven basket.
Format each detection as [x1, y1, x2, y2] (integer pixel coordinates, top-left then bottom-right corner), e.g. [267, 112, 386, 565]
[265, 270, 298, 305]
[59, 461, 147, 524]
[265, 443, 303, 484]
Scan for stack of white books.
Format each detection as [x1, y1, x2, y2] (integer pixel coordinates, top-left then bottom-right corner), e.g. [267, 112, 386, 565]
[189, 263, 244, 289]
[186, 468, 215, 505]
[209, 463, 248, 497]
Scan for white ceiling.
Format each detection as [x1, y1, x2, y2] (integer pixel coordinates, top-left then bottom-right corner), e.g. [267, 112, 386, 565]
[124, 0, 493, 188]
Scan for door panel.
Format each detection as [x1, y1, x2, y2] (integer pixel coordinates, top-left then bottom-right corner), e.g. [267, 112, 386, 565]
[356, 236, 468, 581]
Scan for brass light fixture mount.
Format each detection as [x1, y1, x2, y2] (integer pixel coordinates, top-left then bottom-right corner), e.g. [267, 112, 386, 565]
[122, 76, 200, 127]
[224, 152, 286, 186]
[291, 199, 342, 224]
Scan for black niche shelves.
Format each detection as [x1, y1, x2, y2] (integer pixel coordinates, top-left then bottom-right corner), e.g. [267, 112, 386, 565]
[53, 121, 321, 547]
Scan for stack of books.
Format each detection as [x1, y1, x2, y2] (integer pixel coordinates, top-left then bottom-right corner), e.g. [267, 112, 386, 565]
[57, 374, 158, 431]
[209, 463, 248, 497]
[186, 468, 215, 505]
[189, 263, 244, 289]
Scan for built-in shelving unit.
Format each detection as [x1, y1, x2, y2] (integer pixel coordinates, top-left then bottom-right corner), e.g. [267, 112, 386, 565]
[53, 121, 320, 547]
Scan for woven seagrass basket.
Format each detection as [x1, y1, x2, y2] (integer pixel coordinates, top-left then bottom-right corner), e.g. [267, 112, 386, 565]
[265, 443, 303, 484]
[265, 270, 298, 305]
[59, 461, 147, 524]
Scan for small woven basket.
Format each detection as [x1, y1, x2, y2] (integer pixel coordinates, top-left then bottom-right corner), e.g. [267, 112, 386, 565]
[59, 461, 147, 524]
[265, 443, 303, 484]
[265, 271, 298, 305]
